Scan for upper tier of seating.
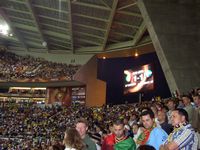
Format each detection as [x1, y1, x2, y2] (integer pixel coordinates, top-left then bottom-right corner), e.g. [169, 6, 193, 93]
[0, 50, 81, 82]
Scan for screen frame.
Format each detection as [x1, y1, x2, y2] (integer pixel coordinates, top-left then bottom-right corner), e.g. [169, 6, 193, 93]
[123, 63, 155, 95]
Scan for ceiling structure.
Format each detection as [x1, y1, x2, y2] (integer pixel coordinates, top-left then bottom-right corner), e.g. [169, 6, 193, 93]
[0, 0, 151, 55]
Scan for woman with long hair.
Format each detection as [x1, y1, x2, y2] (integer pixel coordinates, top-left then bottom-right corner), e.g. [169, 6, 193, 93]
[63, 128, 85, 150]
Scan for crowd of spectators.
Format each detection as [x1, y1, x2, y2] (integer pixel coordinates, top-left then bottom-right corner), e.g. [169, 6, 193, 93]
[0, 50, 81, 81]
[5, 88, 46, 98]
[0, 87, 199, 150]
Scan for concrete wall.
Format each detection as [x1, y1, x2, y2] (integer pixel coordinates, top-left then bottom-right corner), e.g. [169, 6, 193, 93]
[74, 56, 106, 107]
[138, 0, 200, 93]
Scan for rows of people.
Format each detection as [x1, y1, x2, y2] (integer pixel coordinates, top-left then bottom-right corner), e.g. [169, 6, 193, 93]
[5, 88, 46, 98]
[0, 87, 199, 150]
[0, 50, 80, 81]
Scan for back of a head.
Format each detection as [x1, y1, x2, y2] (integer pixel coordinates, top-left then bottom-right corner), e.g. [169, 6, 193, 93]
[64, 128, 85, 150]
[137, 145, 156, 150]
[51, 144, 65, 150]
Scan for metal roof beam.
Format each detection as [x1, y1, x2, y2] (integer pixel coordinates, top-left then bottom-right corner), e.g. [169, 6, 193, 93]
[75, 46, 102, 52]
[74, 31, 104, 40]
[108, 39, 121, 43]
[26, 0, 49, 52]
[7, 46, 27, 51]
[0, 34, 18, 42]
[118, 2, 137, 11]
[114, 21, 139, 29]
[43, 30, 71, 40]
[111, 31, 134, 38]
[105, 37, 150, 51]
[76, 51, 102, 54]
[102, 0, 119, 51]
[40, 23, 69, 32]
[100, 0, 111, 8]
[19, 30, 41, 37]
[72, 1, 111, 11]
[67, 0, 74, 53]
[2, 7, 31, 15]
[106, 42, 152, 53]
[73, 23, 106, 32]
[33, 4, 69, 14]
[50, 43, 71, 49]
[9, 16, 34, 23]
[26, 41, 44, 47]
[132, 21, 146, 46]
[75, 38, 101, 46]
[105, 40, 135, 50]
[47, 37, 71, 45]
[0, 8, 28, 51]
[13, 23, 38, 32]
[73, 13, 108, 22]
[49, 50, 71, 54]
[24, 36, 42, 42]
[38, 15, 69, 24]
[117, 10, 142, 18]
[8, 0, 26, 4]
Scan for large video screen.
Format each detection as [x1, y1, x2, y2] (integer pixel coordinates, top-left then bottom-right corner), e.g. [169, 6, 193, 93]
[124, 64, 154, 94]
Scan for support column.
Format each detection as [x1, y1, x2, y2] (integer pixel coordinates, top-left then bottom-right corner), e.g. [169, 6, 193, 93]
[138, 0, 200, 93]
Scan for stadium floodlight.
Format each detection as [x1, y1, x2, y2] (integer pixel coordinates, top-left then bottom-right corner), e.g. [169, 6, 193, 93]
[0, 16, 12, 36]
[0, 24, 9, 36]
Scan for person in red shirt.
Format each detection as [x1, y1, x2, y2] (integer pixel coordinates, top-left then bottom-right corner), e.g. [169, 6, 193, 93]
[101, 123, 115, 150]
[101, 132, 116, 150]
[102, 120, 136, 150]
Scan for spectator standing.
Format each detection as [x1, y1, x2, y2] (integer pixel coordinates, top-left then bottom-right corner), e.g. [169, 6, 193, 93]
[160, 108, 198, 150]
[137, 110, 168, 150]
[192, 94, 200, 149]
[182, 95, 194, 124]
[63, 128, 85, 150]
[75, 119, 97, 150]
[166, 98, 177, 124]
[157, 110, 173, 135]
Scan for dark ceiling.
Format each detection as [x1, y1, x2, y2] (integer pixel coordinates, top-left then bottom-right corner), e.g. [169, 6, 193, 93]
[0, 0, 151, 54]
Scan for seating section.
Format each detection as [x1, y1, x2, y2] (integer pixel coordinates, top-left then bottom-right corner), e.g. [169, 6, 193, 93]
[0, 50, 81, 82]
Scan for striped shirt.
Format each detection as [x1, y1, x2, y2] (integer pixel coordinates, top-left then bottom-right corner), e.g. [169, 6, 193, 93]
[165, 124, 198, 150]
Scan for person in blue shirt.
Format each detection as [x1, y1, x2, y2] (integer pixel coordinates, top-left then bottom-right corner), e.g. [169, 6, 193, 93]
[138, 109, 168, 150]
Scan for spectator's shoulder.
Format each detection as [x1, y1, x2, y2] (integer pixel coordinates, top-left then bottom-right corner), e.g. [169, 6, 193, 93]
[152, 127, 168, 137]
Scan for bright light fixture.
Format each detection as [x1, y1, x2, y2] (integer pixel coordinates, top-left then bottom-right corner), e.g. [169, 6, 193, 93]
[0, 24, 11, 36]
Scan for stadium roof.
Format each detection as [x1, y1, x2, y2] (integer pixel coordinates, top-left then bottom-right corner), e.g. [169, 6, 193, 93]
[0, 0, 151, 55]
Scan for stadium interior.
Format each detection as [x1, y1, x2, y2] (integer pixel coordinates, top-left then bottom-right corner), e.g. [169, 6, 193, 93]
[0, 0, 199, 149]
